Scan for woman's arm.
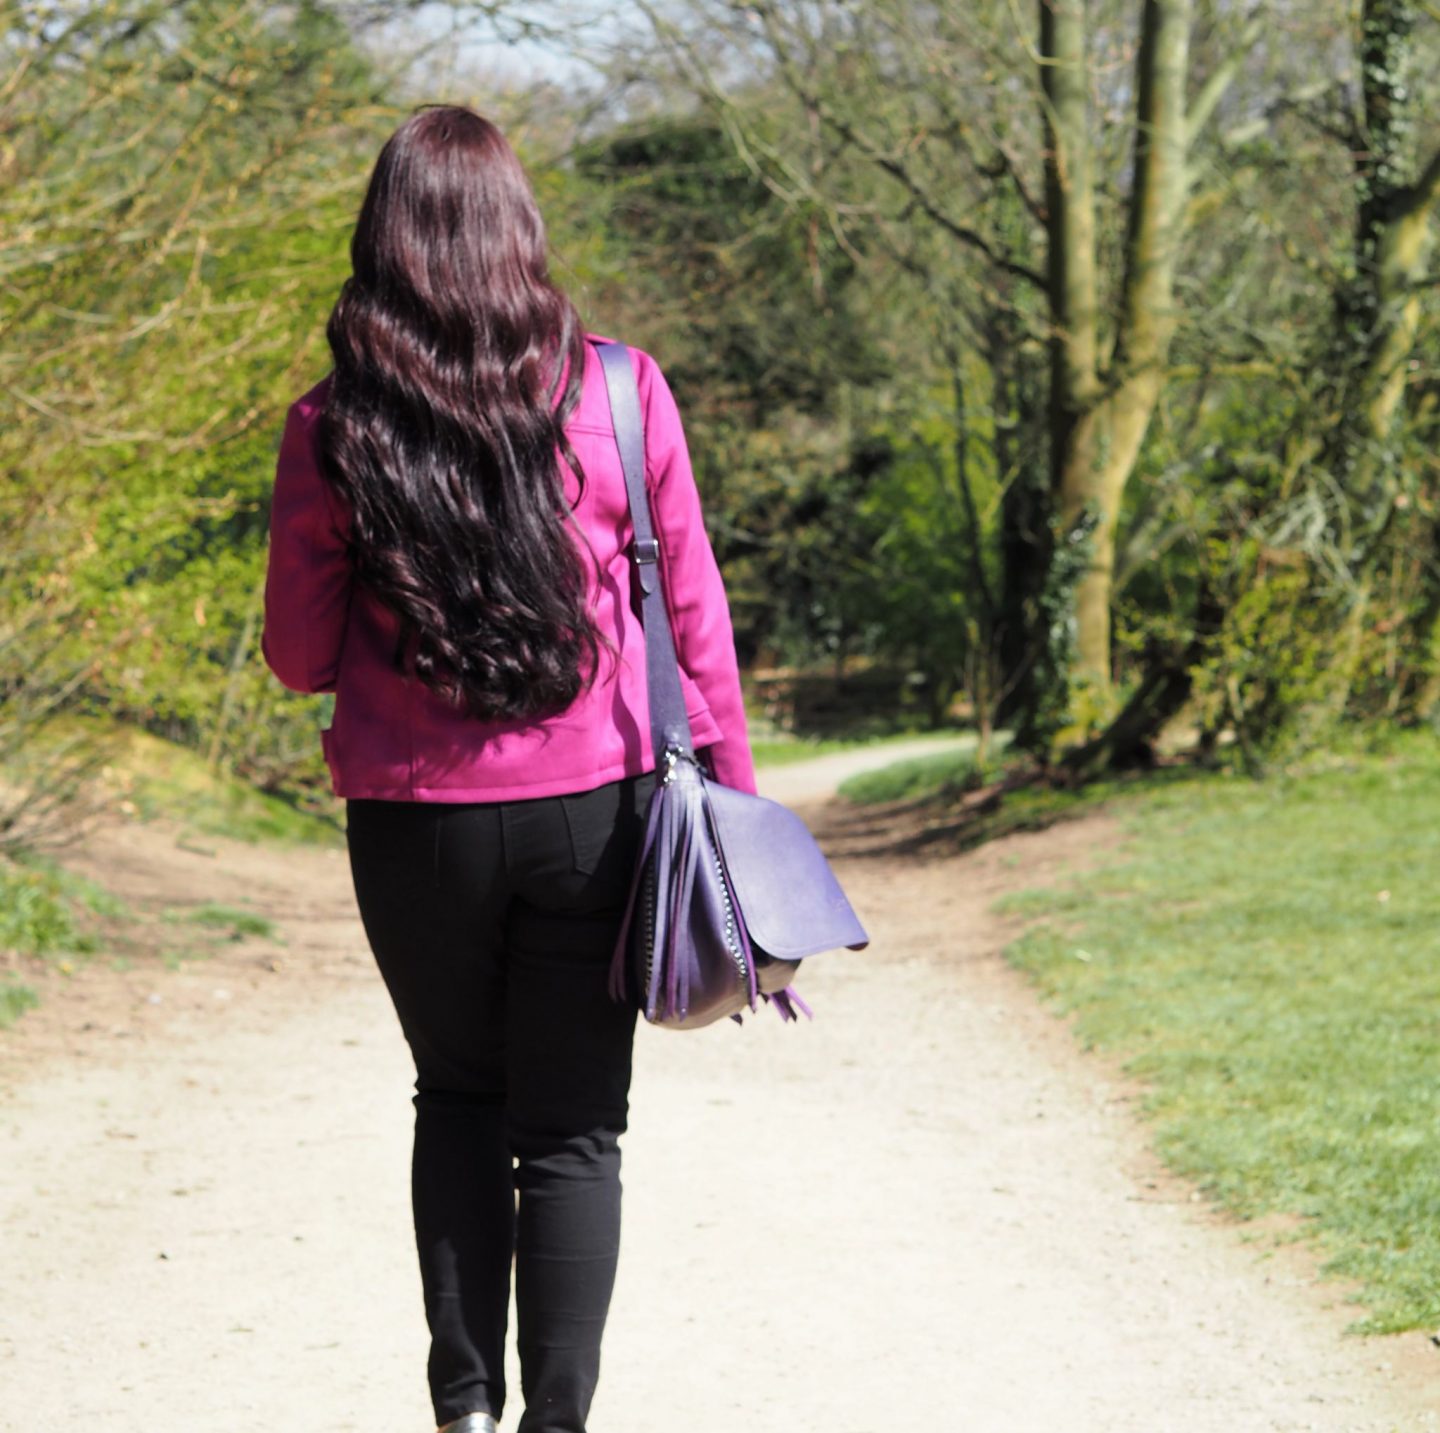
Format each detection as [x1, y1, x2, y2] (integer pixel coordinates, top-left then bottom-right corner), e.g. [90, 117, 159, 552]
[260, 383, 354, 695]
[635, 349, 759, 796]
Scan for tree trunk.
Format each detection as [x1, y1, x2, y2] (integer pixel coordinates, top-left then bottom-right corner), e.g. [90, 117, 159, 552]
[1367, 190, 1437, 440]
[1062, 579, 1221, 778]
[1347, 0, 1440, 456]
[992, 306, 1052, 729]
[1040, 0, 1102, 685]
[1042, 0, 1193, 700]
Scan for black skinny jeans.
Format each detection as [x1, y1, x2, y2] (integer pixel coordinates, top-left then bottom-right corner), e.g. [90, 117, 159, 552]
[344, 767, 659, 1432]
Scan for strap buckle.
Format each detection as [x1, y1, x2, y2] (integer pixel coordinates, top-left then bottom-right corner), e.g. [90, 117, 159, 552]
[633, 537, 660, 565]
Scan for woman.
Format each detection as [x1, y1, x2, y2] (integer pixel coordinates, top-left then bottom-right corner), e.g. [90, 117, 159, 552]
[261, 104, 756, 1433]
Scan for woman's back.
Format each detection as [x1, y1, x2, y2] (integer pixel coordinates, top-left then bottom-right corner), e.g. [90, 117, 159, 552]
[260, 104, 759, 1433]
[262, 333, 757, 800]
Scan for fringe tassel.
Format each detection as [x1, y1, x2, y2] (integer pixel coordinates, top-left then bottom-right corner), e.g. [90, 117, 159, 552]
[612, 764, 816, 1028]
[763, 986, 815, 1023]
[637, 772, 706, 1023]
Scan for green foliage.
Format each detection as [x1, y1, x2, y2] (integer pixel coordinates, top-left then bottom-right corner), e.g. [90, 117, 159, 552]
[574, 117, 886, 420]
[1, 1, 387, 811]
[573, 114, 907, 673]
[850, 382, 1002, 719]
[6, 0, 1439, 821]
[53, 186, 358, 783]
[1005, 739, 1440, 1332]
[1189, 556, 1339, 769]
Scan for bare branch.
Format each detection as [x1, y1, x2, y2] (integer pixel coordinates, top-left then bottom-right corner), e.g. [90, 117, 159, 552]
[1396, 144, 1440, 223]
[1185, 14, 1263, 145]
[804, 105, 1048, 291]
[637, 0, 1049, 293]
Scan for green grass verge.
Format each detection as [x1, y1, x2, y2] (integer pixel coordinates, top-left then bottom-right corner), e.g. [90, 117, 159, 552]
[1000, 738, 1440, 1333]
[0, 855, 106, 957]
[0, 851, 281, 1029]
[0, 983, 38, 1026]
[837, 740, 981, 803]
[0, 854, 109, 1028]
[12, 712, 345, 849]
[114, 726, 344, 848]
[750, 727, 956, 770]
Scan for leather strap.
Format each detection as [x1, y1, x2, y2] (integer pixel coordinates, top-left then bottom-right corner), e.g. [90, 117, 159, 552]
[593, 340, 696, 765]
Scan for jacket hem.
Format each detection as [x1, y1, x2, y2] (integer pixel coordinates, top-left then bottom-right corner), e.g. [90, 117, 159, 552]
[334, 756, 664, 804]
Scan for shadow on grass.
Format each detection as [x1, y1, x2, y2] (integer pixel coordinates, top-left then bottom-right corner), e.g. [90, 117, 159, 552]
[820, 757, 1212, 860]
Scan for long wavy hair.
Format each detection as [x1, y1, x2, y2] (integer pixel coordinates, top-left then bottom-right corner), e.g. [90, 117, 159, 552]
[315, 105, 609, 721]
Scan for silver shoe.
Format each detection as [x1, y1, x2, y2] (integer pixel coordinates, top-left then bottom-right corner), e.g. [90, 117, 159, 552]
[439, 1417, 498, 1433]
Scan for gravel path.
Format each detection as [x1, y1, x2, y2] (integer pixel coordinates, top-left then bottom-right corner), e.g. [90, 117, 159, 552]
[753, 732, 976, 805]
[1, 754, 1435, 1432]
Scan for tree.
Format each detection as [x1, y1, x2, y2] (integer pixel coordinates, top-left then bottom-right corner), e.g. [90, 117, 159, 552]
[619, 0, 1264, 745]
[0, 1, 505, 818]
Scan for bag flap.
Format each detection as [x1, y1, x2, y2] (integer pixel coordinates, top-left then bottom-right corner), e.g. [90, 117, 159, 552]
[704, 779, 869, 961]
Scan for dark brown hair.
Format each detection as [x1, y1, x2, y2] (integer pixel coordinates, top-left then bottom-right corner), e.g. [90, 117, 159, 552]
[316, 104, 607, 720]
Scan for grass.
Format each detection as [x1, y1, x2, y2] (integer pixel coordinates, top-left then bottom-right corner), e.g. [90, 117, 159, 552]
[837, 740, 982, 803]
[999, 735, 1440, 1334]
[0, 983, 38, 1026]
[750, 726, 959, 769]
[13, 712, 346, 849]
[160, 902, 278, 942]
[0, 853, 110, 1028]
[0, 852, 119, 955]
[113, 726, 344, 848]
[8, 848, 129, 920]
[0, 851, 280, 1028]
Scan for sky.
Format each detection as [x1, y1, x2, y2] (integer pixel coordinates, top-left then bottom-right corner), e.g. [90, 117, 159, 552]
[365, 1, 623, 92]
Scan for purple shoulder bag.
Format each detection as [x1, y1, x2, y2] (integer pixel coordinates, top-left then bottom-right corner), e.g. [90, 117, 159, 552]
[595, 340, 870, 1030]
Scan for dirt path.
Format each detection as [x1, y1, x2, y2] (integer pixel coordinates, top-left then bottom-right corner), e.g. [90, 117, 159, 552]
[753, 731, 976, 805]
[1, 760, 1436, 1432]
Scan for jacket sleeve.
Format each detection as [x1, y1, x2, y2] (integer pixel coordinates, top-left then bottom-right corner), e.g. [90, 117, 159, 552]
[260, 389, 354, 695]
[636, 350, 758, 795]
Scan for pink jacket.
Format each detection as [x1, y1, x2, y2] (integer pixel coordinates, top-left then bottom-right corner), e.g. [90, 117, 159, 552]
[261, 335, 757, 800]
